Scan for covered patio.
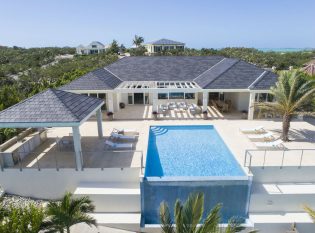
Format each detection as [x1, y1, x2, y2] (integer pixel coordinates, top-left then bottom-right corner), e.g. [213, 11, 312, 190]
[0, 89, 104, 170]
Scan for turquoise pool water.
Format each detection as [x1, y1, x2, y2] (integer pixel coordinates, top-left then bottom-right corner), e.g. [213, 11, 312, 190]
[145, 125, 245, 177]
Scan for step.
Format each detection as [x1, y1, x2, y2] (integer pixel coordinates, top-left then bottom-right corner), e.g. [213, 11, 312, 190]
[74, 182, 140, 195]
[74, 182, 140, 213]
[250, 212, 313, 224]
[250, 183, 315, 212]
[252, 183, 315, 195]
[90, 213, 141, 232]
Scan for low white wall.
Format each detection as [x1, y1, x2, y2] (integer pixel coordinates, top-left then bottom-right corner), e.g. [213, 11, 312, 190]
[254, 223, 315, 233]
[250, 166, 315, 183]
[0, 168, 140, 199]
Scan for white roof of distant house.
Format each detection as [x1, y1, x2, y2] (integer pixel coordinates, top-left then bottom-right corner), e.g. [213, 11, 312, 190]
[89, 41, 105, 47]
[144, 38, 185, 45]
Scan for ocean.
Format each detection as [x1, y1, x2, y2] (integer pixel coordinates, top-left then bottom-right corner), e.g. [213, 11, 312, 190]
[258, 48, 314, 52]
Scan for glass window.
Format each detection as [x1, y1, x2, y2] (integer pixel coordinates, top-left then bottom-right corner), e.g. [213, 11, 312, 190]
[92, 45, 97, 48]
[90, 93, 97, 98]
[184, 93, 195, 99]
[98, 93, 106, 99]
[158, 93, 168, 99]
[169, 92, 184, 99]
[259, 93, 267, 102]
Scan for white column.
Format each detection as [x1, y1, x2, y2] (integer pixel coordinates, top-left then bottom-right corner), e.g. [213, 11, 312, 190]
[116, 92, 121, 111]
[202, 91, 208, 111]
[96, 108, 103, 138]
[152, 92, 158, 112]
[248, 92, 256, 120]
[107, 92, 114, 112]
[72, 126, 83, 170]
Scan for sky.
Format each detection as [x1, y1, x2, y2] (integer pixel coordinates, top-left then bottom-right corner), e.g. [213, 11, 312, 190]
[0, 0, 314, 49]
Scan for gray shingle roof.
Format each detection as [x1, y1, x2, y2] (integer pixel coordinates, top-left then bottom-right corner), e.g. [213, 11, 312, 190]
[61, 56, 278, 91]
[194, 58, 239, 88]
[60, 68, 122, 91]
[106, 56, 224, 82]
[250, 71, 278, 90]
[0, 89, 103, 125]
[145, 39, 185, 45]
[201, 60, 274, 89]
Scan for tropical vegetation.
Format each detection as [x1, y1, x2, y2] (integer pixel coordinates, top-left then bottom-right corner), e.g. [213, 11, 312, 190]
[0, 193, 96, 233]
[256, 71, 315, 141]
[159, 192, 257, 233]
[304, 205, 315, 223]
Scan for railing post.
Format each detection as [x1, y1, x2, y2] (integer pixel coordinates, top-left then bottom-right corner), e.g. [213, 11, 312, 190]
[54, 151, 59, 171]
[244, 150, 248, 167]
[249, 154, 252, 173]
[36, 155, 40, 171]
[280, 149, 285, 169]
[18, 152, 22, 172]
[141, 151, 144, 175]
[262, 150, 267, 169]
[299, 150, 304, 169]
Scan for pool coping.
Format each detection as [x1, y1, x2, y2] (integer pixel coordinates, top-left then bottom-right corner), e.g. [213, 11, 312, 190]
[145, 175, 251, 182]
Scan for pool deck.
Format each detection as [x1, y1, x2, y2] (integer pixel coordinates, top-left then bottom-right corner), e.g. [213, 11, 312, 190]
[11, 117, 315, 170]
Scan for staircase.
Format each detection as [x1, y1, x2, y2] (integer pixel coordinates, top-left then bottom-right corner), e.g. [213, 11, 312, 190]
[74, 182, 141, 232]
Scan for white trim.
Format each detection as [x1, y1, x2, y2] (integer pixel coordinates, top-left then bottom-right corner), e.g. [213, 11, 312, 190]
[65, 90, 112, 94]
[248, 71, 267, 89]
[0, 122, 80, 128]
[103, 67, 123, 82]
[193, 58, 226, 81]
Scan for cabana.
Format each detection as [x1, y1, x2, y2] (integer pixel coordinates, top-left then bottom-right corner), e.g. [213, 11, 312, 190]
[0, 89, 104, 170]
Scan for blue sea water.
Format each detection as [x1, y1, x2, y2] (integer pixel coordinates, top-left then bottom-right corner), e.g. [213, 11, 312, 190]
[145, 125, 245, 177]
[258, 48, 314, 52]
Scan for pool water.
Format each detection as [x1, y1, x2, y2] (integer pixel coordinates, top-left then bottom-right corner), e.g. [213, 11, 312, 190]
[145, 125, 245, 177]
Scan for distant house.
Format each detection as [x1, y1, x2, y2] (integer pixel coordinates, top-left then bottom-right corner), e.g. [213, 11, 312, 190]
[76, 41, 106, 55]
[144, 39, 185, 54]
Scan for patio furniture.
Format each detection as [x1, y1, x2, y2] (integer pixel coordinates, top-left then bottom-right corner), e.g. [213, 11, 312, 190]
[177, 102, 188, 110]
[110, 132, 137, 141]
[247, 132, 274, 141]
[168, 102, 177, 110]
[240, 126, 265, 134]
[105, 140, 133, 149]
[113, 128, 139, 136]
[254, 139, 284, 149]
[189, 104, 201, 115]
[159, 104, 169, 116]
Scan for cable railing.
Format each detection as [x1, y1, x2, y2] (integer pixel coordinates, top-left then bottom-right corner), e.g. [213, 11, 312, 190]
[244, 148, 315, 172]
[0, 149, 144, 173]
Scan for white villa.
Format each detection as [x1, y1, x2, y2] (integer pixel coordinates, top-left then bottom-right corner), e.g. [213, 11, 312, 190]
[76, 41, 106, 55]
[0, 56, 315, 233]
[60, 56, 277, 120]
[144, 39, 185, 54]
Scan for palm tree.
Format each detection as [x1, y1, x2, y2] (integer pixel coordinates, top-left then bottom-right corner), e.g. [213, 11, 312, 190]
[256, 71, 315, 141]
[160, 192, 258, 233]
[304, 205, 315, 222]
[42, 192, 96, 233]
[133, 35, 144, 48]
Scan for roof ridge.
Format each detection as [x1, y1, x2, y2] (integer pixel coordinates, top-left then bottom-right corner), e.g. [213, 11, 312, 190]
[203, 59, 240, 88]
[248, 70, 268, 89]
[103, 67, 124, 82]
[51, 89, 81, 122]
[193, 58, 227, 82]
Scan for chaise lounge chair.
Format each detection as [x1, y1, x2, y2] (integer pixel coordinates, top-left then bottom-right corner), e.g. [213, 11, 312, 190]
[168, 102, 177, 110]
[247, 132, 274, 141]
[177, 102, 188, 110]
[110, 132, 137, 141]
[105, 140, 133, 149]
[254, 139, 284, 149]
[113, 128, 139, 136]
[189, 104, 201, 115]
[240, 126, 265, 134]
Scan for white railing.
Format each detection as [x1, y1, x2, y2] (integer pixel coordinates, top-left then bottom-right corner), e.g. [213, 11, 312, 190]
[244, 149, 315, 171]
[0, 150, 144, 173]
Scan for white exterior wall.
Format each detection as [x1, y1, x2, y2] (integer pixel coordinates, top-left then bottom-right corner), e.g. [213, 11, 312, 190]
[225, 92, 250, 111]
[0, 168, 140, 199]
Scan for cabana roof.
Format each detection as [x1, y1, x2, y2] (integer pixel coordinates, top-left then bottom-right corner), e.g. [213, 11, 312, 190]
[0, 89, 104, 128]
